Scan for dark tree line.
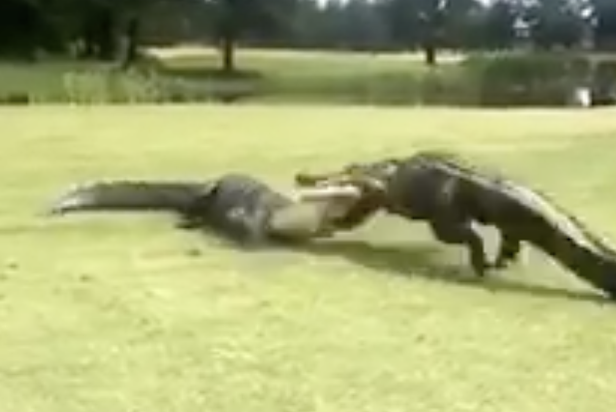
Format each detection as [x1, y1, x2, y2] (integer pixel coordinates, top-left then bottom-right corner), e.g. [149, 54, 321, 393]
[3, 0, 616, 69]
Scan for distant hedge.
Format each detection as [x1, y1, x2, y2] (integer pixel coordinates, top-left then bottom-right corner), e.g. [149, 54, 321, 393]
[458, 51, 616, 107]
[0, 52, 614, 106]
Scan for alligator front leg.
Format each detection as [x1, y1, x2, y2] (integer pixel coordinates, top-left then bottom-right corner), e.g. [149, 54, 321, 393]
[493, 232, 522, 269]
[428, 218, 490, 277]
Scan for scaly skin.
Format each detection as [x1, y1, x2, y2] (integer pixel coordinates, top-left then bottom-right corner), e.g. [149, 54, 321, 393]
[296, 150, 616, 300]
[48, 173, 367, 246]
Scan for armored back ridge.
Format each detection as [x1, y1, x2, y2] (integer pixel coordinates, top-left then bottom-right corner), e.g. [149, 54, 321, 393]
[297, 150, 616, 300]
[421, 158, 601, 253]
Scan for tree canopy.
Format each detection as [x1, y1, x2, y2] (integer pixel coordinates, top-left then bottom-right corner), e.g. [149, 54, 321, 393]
[2, 0, 616, 69]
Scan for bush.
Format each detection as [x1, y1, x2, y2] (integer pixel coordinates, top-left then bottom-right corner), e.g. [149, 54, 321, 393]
[459, 51, 585, 107]
[0, 51, 614, 107]
[0, 62, 266, 104]
[591, 60, 616, 105]
[0, 61, 463, 106]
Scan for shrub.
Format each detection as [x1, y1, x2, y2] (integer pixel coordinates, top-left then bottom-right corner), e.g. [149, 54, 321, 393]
[459, 51, 585, 107]
[0, 51, 614, 107]
[591, 60, 616, 105]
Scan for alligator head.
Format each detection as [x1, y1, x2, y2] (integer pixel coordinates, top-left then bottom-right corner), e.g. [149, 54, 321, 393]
[293, 158, 404, 229]
[295, 157, 402, 192]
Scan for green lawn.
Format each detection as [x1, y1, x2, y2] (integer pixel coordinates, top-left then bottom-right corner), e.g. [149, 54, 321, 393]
[148, 46, 457, 76]
[0, 47, 452, 104]
[1, 106, 616, 411]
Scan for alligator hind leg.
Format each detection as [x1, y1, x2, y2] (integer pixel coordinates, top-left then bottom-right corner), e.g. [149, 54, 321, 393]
[429, 218, 490, 277]
[175, 183, 218, 230]
[494, 232, 522, 269]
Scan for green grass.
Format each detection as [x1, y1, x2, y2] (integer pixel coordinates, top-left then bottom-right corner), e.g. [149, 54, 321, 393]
[0, 46, 615, 105]
[148, 46, 455, 77]
[1, 106, 616, 411]
[151, 46, 460, 104]
[0, 47, 456, 104]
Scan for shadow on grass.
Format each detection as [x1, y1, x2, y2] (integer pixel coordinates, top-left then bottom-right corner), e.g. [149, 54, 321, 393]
[294, 239, 611, 305]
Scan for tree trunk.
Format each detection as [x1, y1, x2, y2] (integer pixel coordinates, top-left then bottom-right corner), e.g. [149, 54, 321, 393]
[121, 17, 140, 70]
[424, 42, 436, 66]
[221, 35, 235, 73]
[421, 8, 440, 67]
[96, 8, 116, 61]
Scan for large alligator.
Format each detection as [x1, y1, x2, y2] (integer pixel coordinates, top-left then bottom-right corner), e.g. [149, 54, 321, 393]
[48, 173, 380, 245]
[295, 151, 616, 299]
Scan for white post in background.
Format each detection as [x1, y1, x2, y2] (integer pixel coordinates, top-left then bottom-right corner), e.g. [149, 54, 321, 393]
[572, 86, 592, 108]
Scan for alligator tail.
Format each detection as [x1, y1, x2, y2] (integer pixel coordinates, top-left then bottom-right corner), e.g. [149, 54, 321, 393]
[408, 152, 616, 299]
[558, 214, 616, 299]
[491, 178, 616, 299]
[48, 180, 216, 216]
[520, 198, 616, 299]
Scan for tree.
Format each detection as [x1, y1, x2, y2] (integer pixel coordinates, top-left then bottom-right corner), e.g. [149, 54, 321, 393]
[206, 0, 297, 73]
[524, 0, 587, 49]
[336, 0, 391, 51]
[381, 0, 427, 58]
[590, 0, 616, 49]
[441, 0, 484, 49]
[280, 0, 320, 48]
[480, 0, 523, 49]
[382, 0, 483, 65]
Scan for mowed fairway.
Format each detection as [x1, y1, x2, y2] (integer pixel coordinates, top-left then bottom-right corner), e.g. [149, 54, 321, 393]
[2, 106, 616, 412]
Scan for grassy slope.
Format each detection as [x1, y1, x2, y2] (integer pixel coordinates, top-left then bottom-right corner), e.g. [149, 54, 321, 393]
[0, 48, 442, 102]
[1, 106, 616, 411]
[147, 46, 460, 75]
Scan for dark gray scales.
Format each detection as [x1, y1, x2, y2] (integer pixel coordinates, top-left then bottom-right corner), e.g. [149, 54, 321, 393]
[48, 173, 348, 246]
[298, 150, 616, 300]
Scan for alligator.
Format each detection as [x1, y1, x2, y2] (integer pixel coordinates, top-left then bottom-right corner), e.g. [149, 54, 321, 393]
[295, 151, 616, 299]
[47, 173, 380, 246]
